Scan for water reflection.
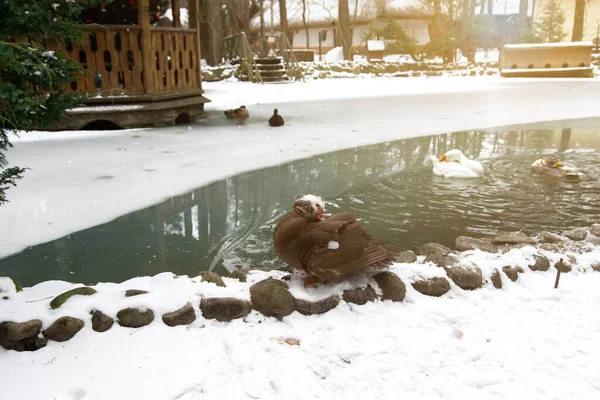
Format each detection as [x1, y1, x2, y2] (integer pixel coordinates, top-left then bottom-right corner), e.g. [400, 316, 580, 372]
[2, 124, 600, 286]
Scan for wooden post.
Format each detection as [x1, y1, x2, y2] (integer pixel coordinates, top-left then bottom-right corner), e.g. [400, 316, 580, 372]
[188, 0, 203, 90]
[554, 258, 563, 289]
[139, 0, 155, 94]
[172, 0, 181, 28]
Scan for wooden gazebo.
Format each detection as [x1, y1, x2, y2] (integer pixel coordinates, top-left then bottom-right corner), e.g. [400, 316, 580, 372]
[57, 0, 209, 130]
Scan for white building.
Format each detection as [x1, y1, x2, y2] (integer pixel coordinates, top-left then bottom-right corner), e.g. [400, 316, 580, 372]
[250, 0, 433, 54]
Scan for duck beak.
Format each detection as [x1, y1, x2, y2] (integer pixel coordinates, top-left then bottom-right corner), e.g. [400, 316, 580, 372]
[438, 155, 447, 162]
[556, 162, 564, 167]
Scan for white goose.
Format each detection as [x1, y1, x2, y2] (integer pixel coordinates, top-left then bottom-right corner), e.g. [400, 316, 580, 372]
[429, 149, 484, 178]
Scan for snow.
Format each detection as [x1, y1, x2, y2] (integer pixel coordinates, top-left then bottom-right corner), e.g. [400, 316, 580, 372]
[2, 247, 600, 399]
[163, 7, 189, 28]
[2, 77, 600, 259]
[504, 42, 595, 49]
[367, 40, 385, 51]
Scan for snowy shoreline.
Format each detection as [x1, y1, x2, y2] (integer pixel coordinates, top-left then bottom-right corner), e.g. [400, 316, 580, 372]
[2, 77, 600, 259]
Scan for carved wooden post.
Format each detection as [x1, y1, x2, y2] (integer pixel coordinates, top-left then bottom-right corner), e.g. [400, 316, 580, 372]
[172, 0, 181, 28]
[139, 0, 155, 94]
[188, 0, 203, 90]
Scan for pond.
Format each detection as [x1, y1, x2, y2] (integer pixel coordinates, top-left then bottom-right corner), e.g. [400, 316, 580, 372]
[2, 118, 600, 286]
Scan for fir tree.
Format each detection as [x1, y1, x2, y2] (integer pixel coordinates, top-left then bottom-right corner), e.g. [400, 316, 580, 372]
[0, 0, 93, 204]
[534, 0, 566, 43]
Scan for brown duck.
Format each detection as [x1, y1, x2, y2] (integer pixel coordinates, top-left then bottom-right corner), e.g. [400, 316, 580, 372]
[273, 194, 391, 287]
[224, 105, 249, 120]
[531, 158, 580, 179]
[269, 109, 284, 127]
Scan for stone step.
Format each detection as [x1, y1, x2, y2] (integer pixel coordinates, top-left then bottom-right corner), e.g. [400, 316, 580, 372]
[254, 57, 283, 65]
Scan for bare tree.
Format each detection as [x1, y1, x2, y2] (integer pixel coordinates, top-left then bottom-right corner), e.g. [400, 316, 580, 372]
[279, 0, 291, 43]
[572, 0, 585, 41]
[519, 0, 528, 32]
[339, 0, 352, 59]
[301, 0, 309, 48]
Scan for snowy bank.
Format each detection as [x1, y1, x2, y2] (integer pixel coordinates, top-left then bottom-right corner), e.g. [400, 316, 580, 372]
[2, 225, 600, 399]
[2, 78, 600, 259]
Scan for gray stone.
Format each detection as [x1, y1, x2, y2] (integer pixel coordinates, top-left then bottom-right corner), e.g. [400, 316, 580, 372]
[396, 250, 418, 263]
[564, 229, 587, 241]
[592, 263, 600, 272]
[117, 308, 155, 328]
[418, 243, 452, 257]
[162, 303, 197, 326]
[228, 268, 249, 282]
[91, 310, 114, 333]
[50, 287, 97, 309]
[198, 271, 226, 287]
[426, 253, 461, 268]
[43, 316, 84, 342]
[502, 266, 522, 282]
[411, 277, 451, 297]
[125, 289, 148, 297]
[373, 272, 406, 302]
[538, 231, 564, 244]
[491, 269, 502, 289]
[250, 278, 295, 320]
[294, 295, 340, 316]
[539, 244, 561, 252]
[554, 259, 572, 273]
[0, 320, 42, 342]
[11, 278, 22, 292]
[200, 297, 252, 322]
[455, 236, 498, 253]
[590, 224, 600, 237]
[492, 231, 536, 245]
[342, 285, 377, 305]
[444, 265, 484, 290]
[529, 255, 550, 271]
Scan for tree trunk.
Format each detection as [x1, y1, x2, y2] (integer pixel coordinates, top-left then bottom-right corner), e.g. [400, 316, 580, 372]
[432, 0, 442, 39]
[241, 0, 250, 34]
[338, 0, 352, 59]
[519, 0, 528, 30]
[278, 0, 291, 43]
[572, 0, 585, 41]
[301, 0, 309, 48]
[201, 0, 223, 66]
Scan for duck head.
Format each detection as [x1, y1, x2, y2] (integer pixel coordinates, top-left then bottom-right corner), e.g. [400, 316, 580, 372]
[273, 108, 279, 115]
[439, 149, 467, 163]
[293, 194, 325, 221]
[532, 158, 564, 168]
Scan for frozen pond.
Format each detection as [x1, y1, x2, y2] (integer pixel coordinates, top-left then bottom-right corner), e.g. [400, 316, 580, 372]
[1, 119, 600, 285]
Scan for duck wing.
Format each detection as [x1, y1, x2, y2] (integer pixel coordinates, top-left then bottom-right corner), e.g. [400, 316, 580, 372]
[301, 214, 390, 281]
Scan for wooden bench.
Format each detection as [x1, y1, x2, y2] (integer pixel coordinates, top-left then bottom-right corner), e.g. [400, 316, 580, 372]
[499, 42, 594, 78]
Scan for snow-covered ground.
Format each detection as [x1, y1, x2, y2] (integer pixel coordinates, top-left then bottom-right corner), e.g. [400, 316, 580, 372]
[1, 246, 600, 399]
[2, 77, 600, 259]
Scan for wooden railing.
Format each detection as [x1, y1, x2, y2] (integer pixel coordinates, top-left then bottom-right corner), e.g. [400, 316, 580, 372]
[223, 32, 263, 83]
[55, 24, 201, 97]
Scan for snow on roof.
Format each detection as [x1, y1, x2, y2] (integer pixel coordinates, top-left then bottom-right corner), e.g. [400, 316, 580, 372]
[504, 42, 594, 49]
[367, 40, 385, 51]
[251, 0, 432, 30]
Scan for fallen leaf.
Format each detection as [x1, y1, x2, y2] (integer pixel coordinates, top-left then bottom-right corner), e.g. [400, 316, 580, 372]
[274, 337, 300, 346]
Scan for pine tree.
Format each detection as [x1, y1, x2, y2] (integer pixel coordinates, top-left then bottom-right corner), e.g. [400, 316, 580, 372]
[0, 0, 93, 204]
[534, 0, 566, 43]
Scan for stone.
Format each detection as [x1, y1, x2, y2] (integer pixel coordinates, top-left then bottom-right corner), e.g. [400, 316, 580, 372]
[426, 253, 461, 268]
[502, 266, 521, 282]
[529, 255, 550, 272]
[537, 231, 564, 244]
[11, 278, 22, 292]
[455, 236, 498, 253]
[342, 285, 377, 305]
[418, 243, 452, 257]
[539, 244, 561, 252]
[117, 308, 155, 328]
[294, 295, 340, 316]
[444, 265, 483, 290]
[198, 271, 226, 287]
[592, 263, 600, 272]
[564, 229, 587, 241]
[125, 289, 148, 297]
[554, 260, 572, 273]
[91, 310, 114, 333]
[373, 272, 406, 302]
[50, 287, 97, 309]
[200, 297, 252, 322]
[43, 316, 84, 342]
[590, 224, 600, 237]
[0, 320, 42, 342]
[249, 278, 295, 320]
[228, 268, 249, 282]
[411, 277, 451, 297]
[330, 64, 344, 73]
[490, 269, 502, 289]
[491, 231, 536, 245]
[352, 64, 361, 74]
[162, 303, 197, 326]
[396, 250, 418, 263]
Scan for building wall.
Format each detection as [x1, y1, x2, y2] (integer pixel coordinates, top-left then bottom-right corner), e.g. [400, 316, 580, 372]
[290, 19, 431, 52]
[533, 0, 600, 42]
